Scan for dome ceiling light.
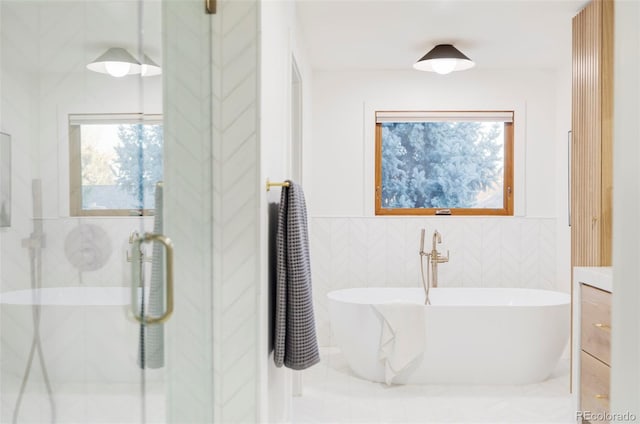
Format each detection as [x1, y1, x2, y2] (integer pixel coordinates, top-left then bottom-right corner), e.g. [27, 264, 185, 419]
[413, 44, 475, 75]
[87, 47, 161, 78]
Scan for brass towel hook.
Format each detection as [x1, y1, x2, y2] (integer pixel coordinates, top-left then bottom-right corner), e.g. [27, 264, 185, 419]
[266, 178, 290, 191]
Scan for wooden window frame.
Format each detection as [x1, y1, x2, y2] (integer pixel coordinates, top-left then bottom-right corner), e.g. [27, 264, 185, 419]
[374, 112, 514, 216]
[69, 113, 161, 217]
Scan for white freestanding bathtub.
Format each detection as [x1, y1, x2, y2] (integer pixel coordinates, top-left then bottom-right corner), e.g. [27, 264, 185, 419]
[328, 287, 570, 385]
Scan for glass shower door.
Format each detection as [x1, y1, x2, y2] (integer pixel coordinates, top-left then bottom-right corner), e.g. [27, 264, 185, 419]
[0, 1, 197, 422]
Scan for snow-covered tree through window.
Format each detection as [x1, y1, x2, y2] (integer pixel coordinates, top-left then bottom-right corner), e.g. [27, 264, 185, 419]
[375, 111, 514, 216]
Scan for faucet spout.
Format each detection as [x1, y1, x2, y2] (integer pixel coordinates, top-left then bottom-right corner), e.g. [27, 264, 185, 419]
[432, 230, 441, 251]
[430, 230, 449, 288]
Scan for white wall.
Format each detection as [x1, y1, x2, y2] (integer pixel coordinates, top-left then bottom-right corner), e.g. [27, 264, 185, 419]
[554, 62, 572, 297]
[0, 3, 161, 292]
[310, 216, 558, 346]
[259, 1, 313, 422]
[308, 69, 559, 218]
[0, 3, 39, 297]
[165, 1, 217, 421]
[34, 71, 159, 290]
[307, 69, 571, 346]
[1, 2, 164, 422]
[611, 0, 640, 419]
[0, 9, 42, 419]
[0, 0, 161, 295]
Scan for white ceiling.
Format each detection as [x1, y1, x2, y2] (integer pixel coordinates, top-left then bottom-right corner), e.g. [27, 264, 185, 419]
[296, 0, 589, 71]
[2, 0, 588, 73]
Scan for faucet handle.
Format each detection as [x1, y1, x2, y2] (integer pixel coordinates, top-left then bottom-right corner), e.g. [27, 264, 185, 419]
[438, 250, 450, 263]
[126, 248, 152, 263]
[129, 231, 140, 244]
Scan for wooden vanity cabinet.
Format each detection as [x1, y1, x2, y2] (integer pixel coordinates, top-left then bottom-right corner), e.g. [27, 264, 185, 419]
[580, 283, 611, 423]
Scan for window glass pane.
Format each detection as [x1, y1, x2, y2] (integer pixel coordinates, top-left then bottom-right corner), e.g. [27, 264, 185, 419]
[381, 121, 504, 209]
[79, 122, 163, 211]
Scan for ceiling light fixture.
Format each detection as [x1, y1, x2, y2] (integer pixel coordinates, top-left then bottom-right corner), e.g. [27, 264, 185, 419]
[86, 48, 141, 77]
[87, 48, 162, 78]
[413, 44, 475, 75]
[140, 54, 162, 77]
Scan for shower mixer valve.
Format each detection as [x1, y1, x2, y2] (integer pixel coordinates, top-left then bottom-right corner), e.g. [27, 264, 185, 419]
[126, 231, 152, 263]
[21, 232, 46, 249]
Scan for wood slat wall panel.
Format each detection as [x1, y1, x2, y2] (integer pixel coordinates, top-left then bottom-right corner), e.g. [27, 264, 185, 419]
[571, 0, 613, 268]
[601, 0, 614, 264]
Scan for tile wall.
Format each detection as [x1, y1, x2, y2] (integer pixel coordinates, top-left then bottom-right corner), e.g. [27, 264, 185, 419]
[309, 217, 557, 346]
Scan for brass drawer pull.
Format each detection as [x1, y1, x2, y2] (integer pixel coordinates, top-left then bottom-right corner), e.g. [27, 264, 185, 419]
[593, 322, 611, 331]
[595, 394, 609, 400]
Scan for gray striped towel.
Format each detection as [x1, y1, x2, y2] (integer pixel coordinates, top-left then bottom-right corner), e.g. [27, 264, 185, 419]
[146, 182, 165, 368]
[274, 180, 320, 370]
[137, 182, 165, 369]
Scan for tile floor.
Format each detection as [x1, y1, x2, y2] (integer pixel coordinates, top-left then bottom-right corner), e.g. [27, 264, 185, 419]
[0, 347, 574, 424]
[0, 378, 165, 423]
[293, 347, 575, 424]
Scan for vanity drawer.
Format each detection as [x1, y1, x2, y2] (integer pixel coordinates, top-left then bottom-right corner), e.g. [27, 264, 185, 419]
[580, 351, 610, 423]
[581, 284, 611, 365]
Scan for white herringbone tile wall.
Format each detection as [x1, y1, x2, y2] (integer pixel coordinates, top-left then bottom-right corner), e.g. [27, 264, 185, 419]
[1, 0, 260, 421]
[211, 0, 260, 422]
[164, 1, 261, 421]
[163, 0, 262, 422]
[309, 217, 558, 346]
[164, 0, 215, 422]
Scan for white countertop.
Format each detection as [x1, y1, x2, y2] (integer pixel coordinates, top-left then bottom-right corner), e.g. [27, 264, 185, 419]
[573, 266, 613, 293]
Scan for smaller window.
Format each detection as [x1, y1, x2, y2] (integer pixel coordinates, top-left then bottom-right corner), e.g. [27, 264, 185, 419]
[69, 114, 163, 216]
[375, 111, 514, 216]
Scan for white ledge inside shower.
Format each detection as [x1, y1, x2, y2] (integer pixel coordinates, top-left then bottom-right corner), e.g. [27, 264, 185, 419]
[0, 287, 162, 384]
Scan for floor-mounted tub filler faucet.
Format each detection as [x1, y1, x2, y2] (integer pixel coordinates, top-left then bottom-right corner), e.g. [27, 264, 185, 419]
[419, 229, 450, 305]
[430, 230, 449, 288]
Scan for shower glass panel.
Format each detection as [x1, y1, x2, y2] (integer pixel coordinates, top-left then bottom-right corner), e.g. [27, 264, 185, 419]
[0, 1, 203, 422]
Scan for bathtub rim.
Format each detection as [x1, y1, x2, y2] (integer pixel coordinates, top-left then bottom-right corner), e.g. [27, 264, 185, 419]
[327, 286, 571, 307]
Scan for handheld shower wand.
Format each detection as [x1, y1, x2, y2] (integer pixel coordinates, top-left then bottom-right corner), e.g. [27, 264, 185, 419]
[14, 179, 56, 424]
[419, 229, 431, 305]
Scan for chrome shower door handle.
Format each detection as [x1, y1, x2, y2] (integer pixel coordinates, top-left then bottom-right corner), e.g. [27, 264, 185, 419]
[130, 232, 175, 325]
